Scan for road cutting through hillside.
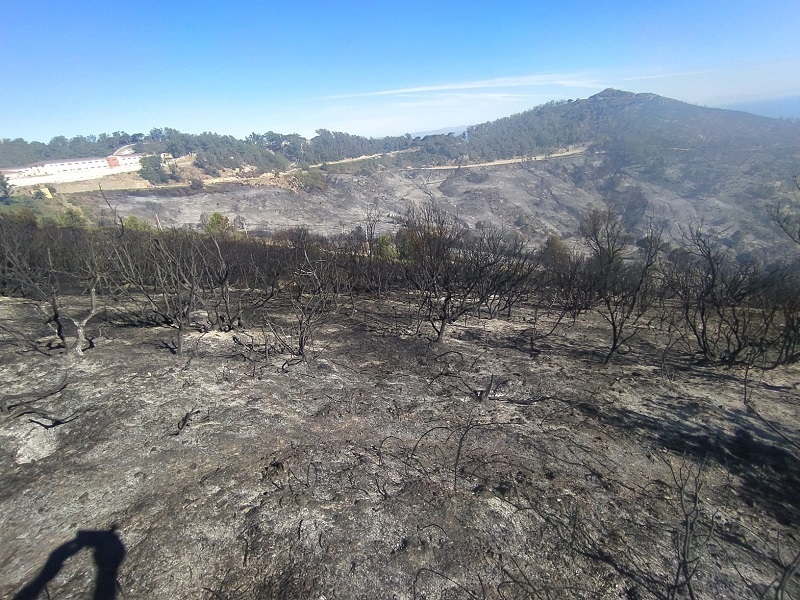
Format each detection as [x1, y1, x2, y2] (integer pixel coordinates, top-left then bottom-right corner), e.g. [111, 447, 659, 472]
[411, 146, 588, 170]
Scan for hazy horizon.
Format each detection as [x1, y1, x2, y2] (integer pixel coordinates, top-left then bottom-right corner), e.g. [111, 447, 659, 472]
[3, 1, 799, 143]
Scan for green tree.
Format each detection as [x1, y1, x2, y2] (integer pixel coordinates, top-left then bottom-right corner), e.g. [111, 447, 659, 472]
[0, 173, 12, 203]
[205, 211, 232, 236]
[374, 233, 397, 260]
[292, 169, 327, 191]
[139, 155, 170, 185]
[55, 207, 89, 229]
[122, 215, 152, 231]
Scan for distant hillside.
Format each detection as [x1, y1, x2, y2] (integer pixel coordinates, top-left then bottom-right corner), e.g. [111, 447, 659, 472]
[4, 89, 798, 181]
[465, 88, 799, 173]
[443, 89, 800, 241]
[8, 90, 800, 258]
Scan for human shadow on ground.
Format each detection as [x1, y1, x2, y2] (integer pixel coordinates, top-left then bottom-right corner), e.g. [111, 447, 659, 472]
[14, 526, 126, 600]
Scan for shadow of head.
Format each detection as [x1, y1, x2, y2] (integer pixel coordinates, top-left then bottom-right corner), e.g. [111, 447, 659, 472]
[14, 525, 126, 600]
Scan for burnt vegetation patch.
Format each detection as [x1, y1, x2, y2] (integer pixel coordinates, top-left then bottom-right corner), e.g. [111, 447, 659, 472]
[1, 198, 799, 599]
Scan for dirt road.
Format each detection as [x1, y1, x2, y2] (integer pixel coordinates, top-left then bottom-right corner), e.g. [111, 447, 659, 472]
[412, 146, 588, 170]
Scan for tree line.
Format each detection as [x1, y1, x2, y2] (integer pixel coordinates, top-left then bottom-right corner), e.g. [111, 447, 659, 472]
[0, 132, 144, 168]
[0, 128, 419, 176]
[1, 200, 798, 371]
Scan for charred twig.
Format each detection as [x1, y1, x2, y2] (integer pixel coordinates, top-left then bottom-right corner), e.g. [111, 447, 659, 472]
[1, 375, 70, 427]
[661, 452, 716, 600]
[169, 409, 209, 436]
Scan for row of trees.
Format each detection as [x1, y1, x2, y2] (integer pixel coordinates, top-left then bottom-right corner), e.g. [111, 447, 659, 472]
[0, 132, 143, 168]
[1, 201, 799, 367]
[0, 128, 420, 176]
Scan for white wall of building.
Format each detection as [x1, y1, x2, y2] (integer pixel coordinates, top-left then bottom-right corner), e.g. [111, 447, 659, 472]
[2, 155, 146, 186]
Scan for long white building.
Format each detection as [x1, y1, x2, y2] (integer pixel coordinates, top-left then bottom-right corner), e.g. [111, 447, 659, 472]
[1, 154, 145, 187]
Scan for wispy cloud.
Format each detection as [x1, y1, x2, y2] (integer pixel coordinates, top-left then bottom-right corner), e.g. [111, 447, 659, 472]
[325, 73, 602, 99]
[309, 64, 799, 138]
[621, 69, 724, 82]
[390, 92, 539, 106]
[289, 60, 800, 139]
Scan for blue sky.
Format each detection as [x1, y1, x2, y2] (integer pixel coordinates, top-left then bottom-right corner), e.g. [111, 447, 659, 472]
[2, 1, 799, 142]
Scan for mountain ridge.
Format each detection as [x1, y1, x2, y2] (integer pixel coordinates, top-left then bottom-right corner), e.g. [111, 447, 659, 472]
[2, 89, 798, 172]
[4, 90, 800, 259]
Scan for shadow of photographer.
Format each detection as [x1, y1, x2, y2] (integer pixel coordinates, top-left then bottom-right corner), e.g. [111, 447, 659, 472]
[14, 526, 126, 600]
